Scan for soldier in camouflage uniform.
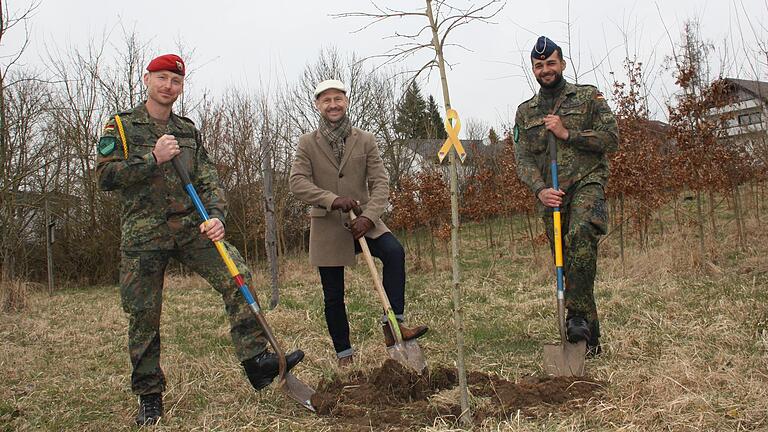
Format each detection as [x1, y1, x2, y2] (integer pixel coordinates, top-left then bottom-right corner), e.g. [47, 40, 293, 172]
[513, 37, 618, 357]
[96, 54, 304, 426]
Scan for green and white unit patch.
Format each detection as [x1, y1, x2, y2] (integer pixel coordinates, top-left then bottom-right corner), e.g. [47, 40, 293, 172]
[98, 136, 116, 156]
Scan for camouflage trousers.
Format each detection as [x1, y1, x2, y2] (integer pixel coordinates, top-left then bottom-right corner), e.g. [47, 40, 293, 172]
[120, 242, 266, 395]
[542, 182, 607, 338]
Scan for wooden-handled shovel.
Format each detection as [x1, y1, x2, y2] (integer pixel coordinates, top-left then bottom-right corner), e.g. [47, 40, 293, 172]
[349, 212, 427, 374]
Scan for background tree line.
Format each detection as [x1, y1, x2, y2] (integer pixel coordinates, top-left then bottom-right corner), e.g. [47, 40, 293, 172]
[1, 7, 766, 295]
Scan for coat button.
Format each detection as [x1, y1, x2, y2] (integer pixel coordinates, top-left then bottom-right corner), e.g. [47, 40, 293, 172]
[338, 173, 344, 178]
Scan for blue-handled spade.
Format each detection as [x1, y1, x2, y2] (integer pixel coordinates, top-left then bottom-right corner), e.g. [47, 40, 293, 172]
[542, 132, 587, 377]
[170, 157, 316, 411]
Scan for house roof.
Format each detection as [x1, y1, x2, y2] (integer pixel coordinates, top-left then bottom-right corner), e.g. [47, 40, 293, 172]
[403, 139, 501, 161]
[722, 77, 768, 103]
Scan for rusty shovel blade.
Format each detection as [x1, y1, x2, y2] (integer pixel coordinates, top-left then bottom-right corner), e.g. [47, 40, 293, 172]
[386, 339, 427, 374]
[543, 340, 587, 377]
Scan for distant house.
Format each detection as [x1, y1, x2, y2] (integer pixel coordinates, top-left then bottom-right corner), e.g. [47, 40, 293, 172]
[640, 119, 674, 155]
[713, 78, 768, 143]
[402, 138, 500, 172]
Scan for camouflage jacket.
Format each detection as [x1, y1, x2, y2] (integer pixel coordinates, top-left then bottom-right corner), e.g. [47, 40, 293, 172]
[513, 81, 618, 209]
[96, 103, 227, 251]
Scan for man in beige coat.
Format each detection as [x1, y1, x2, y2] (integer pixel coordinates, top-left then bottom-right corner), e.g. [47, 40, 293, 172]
[289, 79, 428, 366]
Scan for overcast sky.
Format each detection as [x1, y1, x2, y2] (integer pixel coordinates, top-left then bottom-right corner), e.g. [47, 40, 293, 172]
[4, 0, 767, 134]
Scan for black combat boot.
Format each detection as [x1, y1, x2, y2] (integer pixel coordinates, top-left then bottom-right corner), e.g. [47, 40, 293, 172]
[566, 316, 591, 343]
[241, 350, 305, 391]
[586, 320, 602, 358]
[135, 392, 163, 426]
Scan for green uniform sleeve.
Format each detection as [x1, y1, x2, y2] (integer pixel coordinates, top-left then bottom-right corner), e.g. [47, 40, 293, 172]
[565, 94, 619, 154]
[96, 116, 159, 191]
[192, 130, 227, 224]
[513, 109, 547, 196]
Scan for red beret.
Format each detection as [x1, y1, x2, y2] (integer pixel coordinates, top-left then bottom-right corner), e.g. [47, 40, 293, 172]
[146, 54, 185, 76]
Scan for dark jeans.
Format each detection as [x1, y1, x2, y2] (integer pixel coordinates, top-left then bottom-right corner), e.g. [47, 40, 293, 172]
[318, 232, 406, 356]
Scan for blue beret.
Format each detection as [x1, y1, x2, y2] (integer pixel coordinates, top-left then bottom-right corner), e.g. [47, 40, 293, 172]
[531, 36, 560, 60]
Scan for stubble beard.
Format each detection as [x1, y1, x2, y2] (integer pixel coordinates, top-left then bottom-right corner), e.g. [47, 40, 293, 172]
[537, 72, 563, 89]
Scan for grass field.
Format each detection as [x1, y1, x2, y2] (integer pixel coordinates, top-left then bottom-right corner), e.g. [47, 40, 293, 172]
[2, 197, 767, 431]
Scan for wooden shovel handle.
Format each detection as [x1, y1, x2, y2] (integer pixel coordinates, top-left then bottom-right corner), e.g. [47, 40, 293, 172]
[350, 212, 394, 311]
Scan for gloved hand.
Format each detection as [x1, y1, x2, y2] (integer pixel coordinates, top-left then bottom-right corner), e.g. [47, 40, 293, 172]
[331, 196, 359, 212]
[350, 215, 374, 240]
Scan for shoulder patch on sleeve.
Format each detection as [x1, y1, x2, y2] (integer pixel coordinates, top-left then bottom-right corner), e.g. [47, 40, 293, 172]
[513, 124, 520, 143]
[98, 136, 117, 156]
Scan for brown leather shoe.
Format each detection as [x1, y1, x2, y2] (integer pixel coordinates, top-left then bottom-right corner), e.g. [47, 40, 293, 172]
[337, 354, 354, 368]
[381, 322, 429, 347]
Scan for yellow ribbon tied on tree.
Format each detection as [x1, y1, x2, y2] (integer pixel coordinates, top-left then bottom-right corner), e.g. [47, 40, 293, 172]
[437, 108, 466, 164]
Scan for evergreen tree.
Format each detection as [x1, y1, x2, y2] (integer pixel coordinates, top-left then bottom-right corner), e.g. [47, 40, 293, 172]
[395, 82, 429, 139]
[426, 95, 447, 139]
[488, 127, 499, 145]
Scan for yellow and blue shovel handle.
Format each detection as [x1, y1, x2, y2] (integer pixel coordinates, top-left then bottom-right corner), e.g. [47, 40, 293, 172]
[171, 159, 260, 314]
[551, 158, 565, 301]
[548, 131, 565, 301]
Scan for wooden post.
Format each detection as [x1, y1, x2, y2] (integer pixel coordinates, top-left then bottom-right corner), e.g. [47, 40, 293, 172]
[45, 199, 54, 293]
[426, 0, 470, 426]
[262, 137, 280, 309]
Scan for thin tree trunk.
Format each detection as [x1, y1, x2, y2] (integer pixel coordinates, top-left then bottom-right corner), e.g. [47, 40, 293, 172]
[619, 193, 625, 266]
[488, 217, 495, 254]
[657, 212, 664, 238]
[756, 181, 762, 224]
[415, 227, 423, 267]
[277, 221, 286, 258]
[426, 0, 469, 425]
[525, 210, 539, 261]
[696, 190, 705, 262]
[429, 226, 437, 277]
[733, 184, 745, 251]
[643, 216, 648, 250]
[708, 190, 717, 236]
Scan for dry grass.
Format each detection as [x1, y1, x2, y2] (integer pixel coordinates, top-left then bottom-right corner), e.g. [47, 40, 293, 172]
[1, 197, 767, 431]
[0, 279, 28, 313]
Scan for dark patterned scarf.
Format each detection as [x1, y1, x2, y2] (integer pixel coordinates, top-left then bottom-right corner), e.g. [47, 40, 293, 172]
[318, 114, 352, 163]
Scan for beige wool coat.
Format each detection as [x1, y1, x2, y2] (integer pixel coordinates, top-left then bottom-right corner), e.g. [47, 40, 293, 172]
[289, 127, 390, 267]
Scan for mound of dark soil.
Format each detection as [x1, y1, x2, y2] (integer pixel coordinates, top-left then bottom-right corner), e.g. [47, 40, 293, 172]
[311, 359, 604, 430]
